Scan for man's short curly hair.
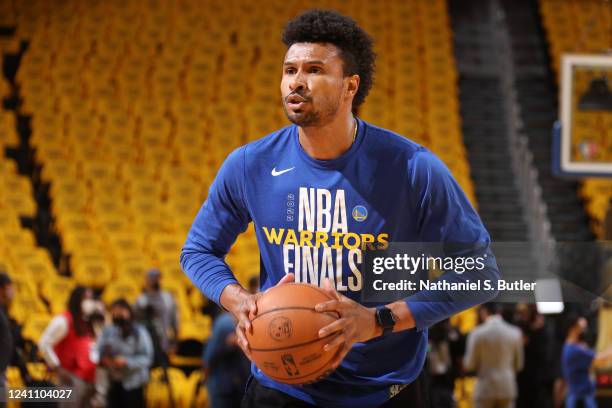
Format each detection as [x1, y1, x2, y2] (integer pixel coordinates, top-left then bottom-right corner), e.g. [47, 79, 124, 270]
[282, 9, 376, 113]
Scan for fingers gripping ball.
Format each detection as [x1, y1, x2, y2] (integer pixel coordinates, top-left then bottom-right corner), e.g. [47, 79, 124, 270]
[245, 283, 342, 384]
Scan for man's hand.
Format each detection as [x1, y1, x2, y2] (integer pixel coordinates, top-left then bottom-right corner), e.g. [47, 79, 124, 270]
[113, 356, 127, 369]
[315, 279, 381, 371]
[225, 332, 239, 347]
[221, 273, 295, 359]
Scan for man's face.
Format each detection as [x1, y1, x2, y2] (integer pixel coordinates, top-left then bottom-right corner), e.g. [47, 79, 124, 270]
[112, 306, 130, 322]
[281, 42, 350, 127]
[479, 308, 489, 322]
[147, 276, 161, 290]
[576, 317, 588, 334]
[0, 284, 14, 306]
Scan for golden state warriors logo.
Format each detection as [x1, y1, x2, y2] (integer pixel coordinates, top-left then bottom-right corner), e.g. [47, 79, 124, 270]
[352, 205, 368, 222]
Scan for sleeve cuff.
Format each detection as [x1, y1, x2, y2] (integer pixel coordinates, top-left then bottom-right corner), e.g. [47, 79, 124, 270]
[211, 277, 240, 307]
[404, 299, 427, 332]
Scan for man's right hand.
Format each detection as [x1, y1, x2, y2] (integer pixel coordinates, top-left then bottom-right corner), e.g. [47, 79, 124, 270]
[220, 273, 295, 359]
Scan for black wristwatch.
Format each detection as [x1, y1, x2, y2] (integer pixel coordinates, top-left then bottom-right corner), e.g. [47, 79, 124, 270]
[375, 306, 396, 335]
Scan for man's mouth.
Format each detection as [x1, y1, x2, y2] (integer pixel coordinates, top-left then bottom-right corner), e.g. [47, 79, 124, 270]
[286, 95, 309, 109]
[288, 101, 306, 109]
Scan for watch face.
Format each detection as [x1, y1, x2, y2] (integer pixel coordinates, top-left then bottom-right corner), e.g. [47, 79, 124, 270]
[378, 307, 395, 329]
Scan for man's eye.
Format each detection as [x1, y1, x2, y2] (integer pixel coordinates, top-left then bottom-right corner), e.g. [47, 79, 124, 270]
[285, 68, 296, 74]
[310, 67, 321, 73]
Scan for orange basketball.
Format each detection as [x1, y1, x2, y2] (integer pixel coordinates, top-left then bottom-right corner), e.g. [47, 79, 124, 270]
[245, 283, 342, 385]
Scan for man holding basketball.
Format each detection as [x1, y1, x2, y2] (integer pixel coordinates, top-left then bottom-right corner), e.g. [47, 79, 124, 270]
[181, 9, 500, 407]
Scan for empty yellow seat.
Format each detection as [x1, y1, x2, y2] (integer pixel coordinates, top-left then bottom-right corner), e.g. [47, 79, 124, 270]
[80, 160, 118, 182]
[159, 260, 190, 287]
[2, 228, 36, 248]
[22, 313, 52, 343]
[41, 275, 76, 313]
[10, 294, 48, 324]
[6, 272, 38, 298]
[1, 193, 36, 217]
[186, 370, 209, 408]
[22, 258, 58, 284]
[178, 314, 211, 342]
[115, 260, 150, 285]
[62, 230, 104, 256]
[73, 258, 113, 289]
[102, 279, 141, 305]
[146, 367, 188, 408]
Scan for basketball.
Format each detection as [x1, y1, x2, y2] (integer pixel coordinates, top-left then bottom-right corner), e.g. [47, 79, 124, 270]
[245, 283, 341, 385]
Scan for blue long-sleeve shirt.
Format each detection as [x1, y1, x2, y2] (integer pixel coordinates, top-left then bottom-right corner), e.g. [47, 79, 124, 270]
[181, 118, 500, 407]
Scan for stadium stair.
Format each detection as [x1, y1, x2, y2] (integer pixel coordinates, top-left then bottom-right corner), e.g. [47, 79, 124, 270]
[1, 35, 64, 270]
[449, 0, 540, 284]
[500, 0, 595, 243]
[498, 0, 601, 294]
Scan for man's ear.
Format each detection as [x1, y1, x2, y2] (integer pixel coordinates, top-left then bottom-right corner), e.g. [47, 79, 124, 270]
[346, 74, 360, 98]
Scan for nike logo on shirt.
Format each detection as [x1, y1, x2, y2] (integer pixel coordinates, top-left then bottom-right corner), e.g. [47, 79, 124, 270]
[271, 167, 295, 176]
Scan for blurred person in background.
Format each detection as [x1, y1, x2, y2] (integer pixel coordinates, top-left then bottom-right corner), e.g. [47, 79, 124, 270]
[203, 313, 251, 408]
[0, 272, 38, 407]
[514, 304, 546, 408]
[0, 272, 15, 407]
[562, 314, 612, 408]
[202, 277, 258, 408]
[513, 304, 560, 408]
[463, 303, 523, 408]
[97, 299, 153, 408]
[39, 286, 105, 408]
[134, 268, 179, 367]
[200, 296, 222, 321]
[428, 320, 455, 408]
[603, 198, 612, 240]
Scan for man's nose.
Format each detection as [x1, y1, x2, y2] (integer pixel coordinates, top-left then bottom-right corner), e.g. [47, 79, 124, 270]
[289, 71, 306, 92]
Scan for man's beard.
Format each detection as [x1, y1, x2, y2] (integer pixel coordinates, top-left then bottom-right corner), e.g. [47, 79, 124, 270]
[283, 104, 321, 126]
[282, 95, 341, 127]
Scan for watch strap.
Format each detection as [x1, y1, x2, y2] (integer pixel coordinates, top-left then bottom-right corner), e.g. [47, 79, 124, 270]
[376, 306, 396, 335]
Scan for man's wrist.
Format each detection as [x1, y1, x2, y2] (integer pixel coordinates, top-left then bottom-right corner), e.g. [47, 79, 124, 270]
[369, 308, 384, 339]
[389, 301, 416, 331]
[219, 283, 250, 315]
[368, 302, 416, 339]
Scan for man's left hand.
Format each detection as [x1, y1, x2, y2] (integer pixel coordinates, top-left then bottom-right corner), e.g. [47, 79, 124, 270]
[315, 279, 381, 371]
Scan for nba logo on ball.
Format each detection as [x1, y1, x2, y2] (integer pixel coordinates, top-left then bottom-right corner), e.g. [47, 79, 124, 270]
[352, 205, 368, 222]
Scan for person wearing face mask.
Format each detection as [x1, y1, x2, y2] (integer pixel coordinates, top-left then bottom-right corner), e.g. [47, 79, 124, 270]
[561, 314, 612, 408]
[134, 268, 179, 367]
[39, 286, 103, 408]
[97, 299, 153, 408]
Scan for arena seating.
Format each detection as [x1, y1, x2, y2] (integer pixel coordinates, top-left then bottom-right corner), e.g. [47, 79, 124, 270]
[2, 0, 478, 405]
[539, 0, 611, 76]
[581, 178, 612, 238]
[539, 0, 612, 239]
[11, 0, 476, 317]
[1, 105, 54, 408]
[0, 108, 57, 327]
